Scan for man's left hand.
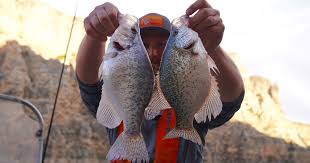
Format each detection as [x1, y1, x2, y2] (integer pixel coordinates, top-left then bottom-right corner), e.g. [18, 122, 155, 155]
[186, 0, 225, 53]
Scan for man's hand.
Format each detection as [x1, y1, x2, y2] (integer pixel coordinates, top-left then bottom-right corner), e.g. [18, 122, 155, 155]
[186, 0, 224, 53]
[84, 2, 120, 42]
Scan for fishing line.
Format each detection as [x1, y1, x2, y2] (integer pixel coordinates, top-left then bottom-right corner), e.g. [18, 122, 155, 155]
[42, 0, 79, 162]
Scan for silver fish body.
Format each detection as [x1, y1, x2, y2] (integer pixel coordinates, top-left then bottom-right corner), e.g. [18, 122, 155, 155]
[159, 16, 222, 145]
[97, 14, 154, 162]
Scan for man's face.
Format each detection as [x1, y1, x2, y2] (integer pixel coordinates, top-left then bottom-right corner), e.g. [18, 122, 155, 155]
[141, 30, 169, 72]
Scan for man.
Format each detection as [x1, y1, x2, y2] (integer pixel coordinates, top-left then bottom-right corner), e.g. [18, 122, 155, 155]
[76, 0, 244, 162]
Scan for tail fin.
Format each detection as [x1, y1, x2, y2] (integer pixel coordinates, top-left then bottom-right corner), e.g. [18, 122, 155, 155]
[107, 132, 149, 162]
[164, 128, 202, 145]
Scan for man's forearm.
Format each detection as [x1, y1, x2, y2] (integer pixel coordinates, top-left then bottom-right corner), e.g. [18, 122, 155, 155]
[209, 47, 244, 102]
[76, 35, 106, 84]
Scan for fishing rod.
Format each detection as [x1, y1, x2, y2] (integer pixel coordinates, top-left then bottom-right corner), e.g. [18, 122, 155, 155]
[42, 0, 79, 162]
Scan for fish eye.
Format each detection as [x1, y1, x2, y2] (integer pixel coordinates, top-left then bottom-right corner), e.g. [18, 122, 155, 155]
[131, 28, 137, 34]
[173, 30, 178, 36]
[113, 41, 125, 51]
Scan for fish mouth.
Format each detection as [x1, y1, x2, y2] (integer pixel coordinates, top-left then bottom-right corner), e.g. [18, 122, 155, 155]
[183, 40, 196, 50]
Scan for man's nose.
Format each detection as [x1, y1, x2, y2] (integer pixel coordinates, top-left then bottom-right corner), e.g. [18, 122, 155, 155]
[147, 46, 157, 57]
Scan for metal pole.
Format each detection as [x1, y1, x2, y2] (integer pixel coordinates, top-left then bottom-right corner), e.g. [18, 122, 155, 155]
[0, 93, 44, 163]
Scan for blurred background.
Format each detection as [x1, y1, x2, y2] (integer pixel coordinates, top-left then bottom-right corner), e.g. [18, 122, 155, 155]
[0, 0, 309, 162]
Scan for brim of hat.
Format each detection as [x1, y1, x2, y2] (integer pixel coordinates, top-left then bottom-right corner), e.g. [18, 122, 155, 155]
[140, 27, 170, 36]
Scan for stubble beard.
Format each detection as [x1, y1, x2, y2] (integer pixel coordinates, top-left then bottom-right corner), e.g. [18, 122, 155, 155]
[152, 63, 160, 75]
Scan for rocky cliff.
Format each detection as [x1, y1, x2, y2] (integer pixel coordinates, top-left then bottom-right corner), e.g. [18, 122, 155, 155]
[0, 0, 309, 163]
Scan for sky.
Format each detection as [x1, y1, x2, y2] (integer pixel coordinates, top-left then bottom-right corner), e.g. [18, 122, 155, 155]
[41, 0, 310, 124]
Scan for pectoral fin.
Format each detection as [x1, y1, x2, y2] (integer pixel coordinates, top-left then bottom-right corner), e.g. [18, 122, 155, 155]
[96, 85, 122, 128]
[194, 75, 222, 123]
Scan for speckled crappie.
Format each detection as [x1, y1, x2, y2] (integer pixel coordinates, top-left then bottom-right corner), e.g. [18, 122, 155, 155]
[96, 14, 154, 162]
[159, 16, 222, 145]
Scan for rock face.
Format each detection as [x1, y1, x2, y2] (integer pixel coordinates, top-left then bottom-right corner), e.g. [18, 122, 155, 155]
[0, 41, 109, 163]
[1, 41, 309, 163]
[204, 75, 310, 163]
[0, 0, 309, 163]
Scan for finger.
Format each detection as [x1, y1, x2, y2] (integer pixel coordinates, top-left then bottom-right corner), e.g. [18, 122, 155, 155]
[186, 0, 212, 16]
[84, 17, 106, 41]
[189, 8, 220, 28]
[103, 2, 120, 29]
[213, 22, 225, 32]
[89, 12, 106, 35]
[96, 9, 115, 36]
[194, 16, 222, 32]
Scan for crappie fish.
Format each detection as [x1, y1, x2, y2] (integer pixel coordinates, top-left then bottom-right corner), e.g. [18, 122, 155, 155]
[159, 16, 222, 145]
[96, 14, 154, 162]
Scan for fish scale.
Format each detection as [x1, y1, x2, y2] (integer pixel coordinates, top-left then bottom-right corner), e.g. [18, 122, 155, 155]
[96, 14, 154, 162]
[159, 16, 222, 145]
[105, 48, 154, 134]
[161, 46, 210, 128]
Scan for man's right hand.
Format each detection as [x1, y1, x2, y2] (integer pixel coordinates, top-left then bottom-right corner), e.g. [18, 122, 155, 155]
[84, 2, 120, 42]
